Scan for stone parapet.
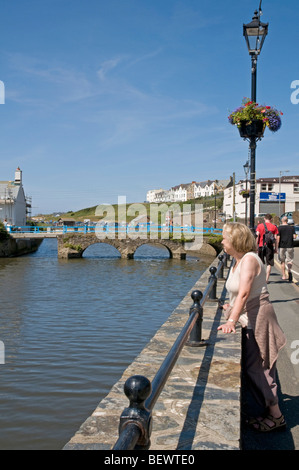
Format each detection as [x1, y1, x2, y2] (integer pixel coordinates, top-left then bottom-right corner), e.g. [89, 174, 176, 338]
[64, 256, 241, 450]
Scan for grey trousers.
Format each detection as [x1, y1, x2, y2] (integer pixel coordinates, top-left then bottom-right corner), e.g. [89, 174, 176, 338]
[243, 328, 278, 409]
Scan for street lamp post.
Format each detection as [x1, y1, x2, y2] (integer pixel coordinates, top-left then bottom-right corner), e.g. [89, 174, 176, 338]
[214, 183, 219, 229]
[279, 170, 289, 218]
[243, 160, 250, 225]
[243, 4, 268, 231]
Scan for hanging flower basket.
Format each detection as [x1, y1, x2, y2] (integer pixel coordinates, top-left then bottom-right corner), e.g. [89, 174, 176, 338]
[239, 189, 250, 198]
[228, 98, 283, 137]
[238, 120, 265, 138]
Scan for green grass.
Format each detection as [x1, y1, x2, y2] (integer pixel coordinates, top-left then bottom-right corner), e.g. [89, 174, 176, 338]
[39, 194, 223, 223]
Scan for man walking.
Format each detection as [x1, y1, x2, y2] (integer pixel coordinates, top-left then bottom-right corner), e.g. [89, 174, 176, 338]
[277, 216, 296, 282]
[256, 214, 279, 283]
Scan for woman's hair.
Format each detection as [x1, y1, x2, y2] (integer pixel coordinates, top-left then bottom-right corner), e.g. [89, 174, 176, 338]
[223, 222, 257, 253]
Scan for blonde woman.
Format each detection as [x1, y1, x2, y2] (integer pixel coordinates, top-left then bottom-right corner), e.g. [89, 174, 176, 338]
[218, 222, 286, 432]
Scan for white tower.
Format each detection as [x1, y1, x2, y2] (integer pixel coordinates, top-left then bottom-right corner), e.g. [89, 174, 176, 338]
[15, 167, 22, 185]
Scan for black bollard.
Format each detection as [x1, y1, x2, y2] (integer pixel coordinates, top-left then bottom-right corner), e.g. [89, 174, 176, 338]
[208, 266, 218, 301]
[218, 255, 225, 279]
[115, 375, 152, 450]
[186, 290, 208, 347]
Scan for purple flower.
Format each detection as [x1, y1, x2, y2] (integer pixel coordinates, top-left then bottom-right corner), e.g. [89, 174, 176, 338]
[264, 108, 282, 132]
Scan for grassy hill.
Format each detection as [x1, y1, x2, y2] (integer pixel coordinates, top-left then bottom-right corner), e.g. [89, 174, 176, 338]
[38, 195, 224, 224]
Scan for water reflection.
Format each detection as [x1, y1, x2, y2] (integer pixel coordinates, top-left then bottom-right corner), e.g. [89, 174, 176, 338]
[0, 239, 212, 449]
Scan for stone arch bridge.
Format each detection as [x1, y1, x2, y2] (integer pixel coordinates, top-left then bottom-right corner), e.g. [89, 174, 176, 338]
[57, 233, 217, 259]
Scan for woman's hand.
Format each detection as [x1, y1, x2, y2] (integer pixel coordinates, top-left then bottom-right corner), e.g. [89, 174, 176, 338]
[217, 320, 236, 334]
[218, 302, 230, 311]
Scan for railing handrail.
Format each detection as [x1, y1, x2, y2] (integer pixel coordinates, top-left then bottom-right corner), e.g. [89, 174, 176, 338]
[7, 225, 223, 235]
[113, 254, 228, 450]
[145, 260, 223, 411]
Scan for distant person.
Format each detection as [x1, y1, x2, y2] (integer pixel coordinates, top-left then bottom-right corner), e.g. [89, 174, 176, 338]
[256, 214, 278, 283]
[3, 219, 11, 231]
[277, 216, 296, 282]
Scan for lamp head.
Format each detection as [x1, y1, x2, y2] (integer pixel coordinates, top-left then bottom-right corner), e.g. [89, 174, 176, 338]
[243, 9, 268, 56]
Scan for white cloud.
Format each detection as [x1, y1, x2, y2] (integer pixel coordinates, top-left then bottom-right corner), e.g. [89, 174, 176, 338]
[97, 57, 124, 81]
[6, 52, 94, 104]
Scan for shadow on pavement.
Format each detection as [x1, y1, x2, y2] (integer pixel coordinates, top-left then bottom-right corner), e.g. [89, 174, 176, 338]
[241, 360, 298, 450]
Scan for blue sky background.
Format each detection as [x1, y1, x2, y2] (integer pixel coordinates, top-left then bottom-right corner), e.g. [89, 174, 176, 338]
[1, 0, 298, 214]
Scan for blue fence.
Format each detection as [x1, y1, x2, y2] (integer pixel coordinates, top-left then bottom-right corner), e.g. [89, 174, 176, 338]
[7, 224, 223, 235]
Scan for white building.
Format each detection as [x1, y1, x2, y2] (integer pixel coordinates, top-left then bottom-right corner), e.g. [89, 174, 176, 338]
[170, 184, 189, 202]
[0, 168, 30, 227]
[146, 189, 171, 203]
[223, 175, 299, 219]
[147, 179, 230, 204]
[194, 180, 230, 198]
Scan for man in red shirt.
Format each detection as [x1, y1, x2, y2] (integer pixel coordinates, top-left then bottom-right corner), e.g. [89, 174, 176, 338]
[256, 213, 279, 283]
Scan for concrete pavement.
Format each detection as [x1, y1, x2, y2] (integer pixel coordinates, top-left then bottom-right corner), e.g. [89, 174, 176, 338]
[289, 245, 299, 281]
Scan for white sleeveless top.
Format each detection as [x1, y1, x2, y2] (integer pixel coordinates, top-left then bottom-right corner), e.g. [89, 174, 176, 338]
[226, 252, 268, 327]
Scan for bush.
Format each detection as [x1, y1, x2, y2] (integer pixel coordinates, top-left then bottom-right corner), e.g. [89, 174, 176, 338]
[0, 221, 10, 240]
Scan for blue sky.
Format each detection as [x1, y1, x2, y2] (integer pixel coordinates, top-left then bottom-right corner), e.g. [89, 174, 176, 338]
[1, 0, 298, 214]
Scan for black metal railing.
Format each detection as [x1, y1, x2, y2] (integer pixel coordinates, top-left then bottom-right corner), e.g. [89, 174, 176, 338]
[113, 253, 229, 450]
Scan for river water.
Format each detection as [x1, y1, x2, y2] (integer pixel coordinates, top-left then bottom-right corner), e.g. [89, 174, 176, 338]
[0, 239, 213, 450]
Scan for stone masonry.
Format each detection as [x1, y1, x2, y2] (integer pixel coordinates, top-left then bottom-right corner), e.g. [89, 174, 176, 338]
[57, 233, 217, 259]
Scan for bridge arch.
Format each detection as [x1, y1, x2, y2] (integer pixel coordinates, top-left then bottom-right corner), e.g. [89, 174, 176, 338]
[57, 234, 187, 260]
[130, 240, 173, 259]
[81, 241, 121, 258]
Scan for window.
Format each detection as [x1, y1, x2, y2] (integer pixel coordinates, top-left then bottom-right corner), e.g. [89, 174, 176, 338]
[294, 183, 299, 193]
[261, 183, 275, 191]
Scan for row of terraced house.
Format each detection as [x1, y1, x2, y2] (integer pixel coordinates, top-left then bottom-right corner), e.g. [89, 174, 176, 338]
[146, 179, 231, 204]
[146, 175, 299, 219]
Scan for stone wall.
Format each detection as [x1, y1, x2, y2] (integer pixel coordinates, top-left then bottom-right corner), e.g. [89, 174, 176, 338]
[0, 238, 43, 257]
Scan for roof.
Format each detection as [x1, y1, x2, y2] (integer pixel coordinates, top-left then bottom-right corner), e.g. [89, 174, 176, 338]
[0, 181, 21, 200]
[257, 176, 299, 183]
[58, 218, 76, 222]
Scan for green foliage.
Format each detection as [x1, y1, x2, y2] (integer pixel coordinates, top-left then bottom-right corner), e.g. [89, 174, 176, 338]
[0, 221, 10, 240]
[204, 234, 223, 254]
[63, 242, 82, 252]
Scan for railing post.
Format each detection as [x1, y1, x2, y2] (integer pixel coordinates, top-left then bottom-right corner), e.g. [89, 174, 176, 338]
[112, 251, 227, 450]
[217, 254, 225, 279]
[186, 290, 208, 347]
[114, 375, 152, 450]
[208, 266, 218, 301]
